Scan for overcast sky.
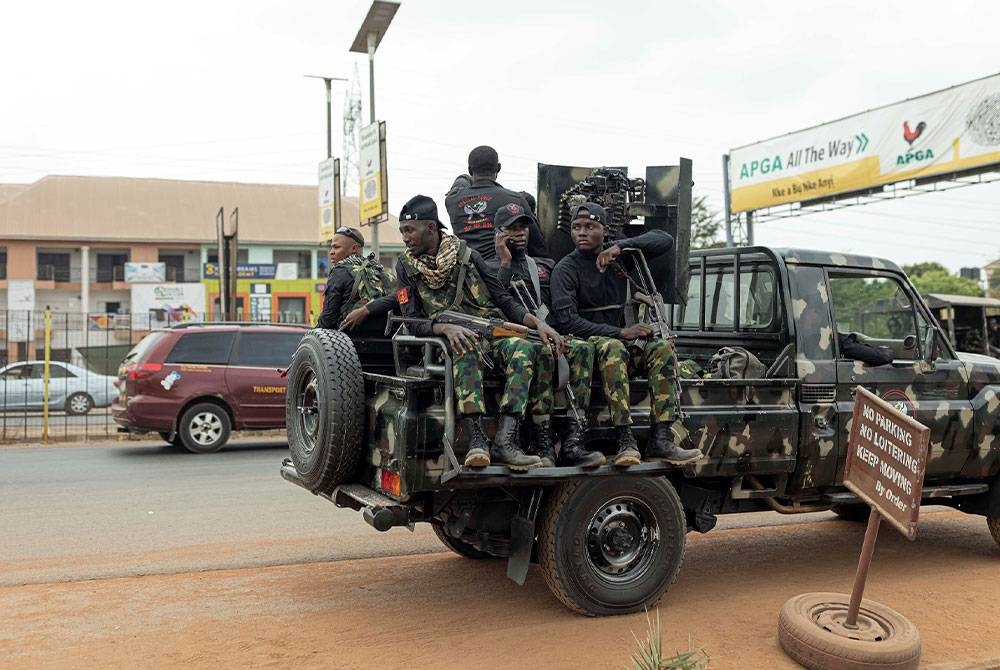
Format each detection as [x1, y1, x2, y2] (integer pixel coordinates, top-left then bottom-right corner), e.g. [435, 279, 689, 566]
[3, 0, 1000, 272]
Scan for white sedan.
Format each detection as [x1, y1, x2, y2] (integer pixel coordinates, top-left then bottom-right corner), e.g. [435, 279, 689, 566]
[0, 361, 117, 415]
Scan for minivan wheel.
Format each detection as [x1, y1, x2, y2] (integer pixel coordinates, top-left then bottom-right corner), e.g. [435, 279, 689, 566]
[285, 329, 364, 494]
[65, 392, 94, 416]
[538, 477, 686, 616]
[178, 403, 231, 454]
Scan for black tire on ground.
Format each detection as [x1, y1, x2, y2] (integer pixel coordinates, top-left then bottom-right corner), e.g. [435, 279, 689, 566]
[832, 503, 872, 522]
[65, 392, 94, 416]
[285, 329, 364, 494]
[778, 592, 921, 670]
[432, 525, 495, 559]
[537, 477, 686, 616]
[177, 403, 231, 454]
[988, 515, 1000, 548]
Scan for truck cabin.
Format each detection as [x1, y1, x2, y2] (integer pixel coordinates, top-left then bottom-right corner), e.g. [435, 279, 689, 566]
[923, 293, 1000, 357]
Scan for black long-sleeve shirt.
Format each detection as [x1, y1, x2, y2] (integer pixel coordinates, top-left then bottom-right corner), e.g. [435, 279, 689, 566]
[394, 248, 528, 337]
[315, 264, 358, 329]
[444, 175, 548, 260]
[496, 253, 555, 320]
[550, 230, 674, 338]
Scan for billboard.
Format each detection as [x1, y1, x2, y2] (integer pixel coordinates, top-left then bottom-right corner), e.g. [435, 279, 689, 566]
[728, 72, 1000, 213]
[359, 121, 388, 223]
[318, 157, 338, 244]
[124, 262, 166, 283]
[131, 283, 205, 325]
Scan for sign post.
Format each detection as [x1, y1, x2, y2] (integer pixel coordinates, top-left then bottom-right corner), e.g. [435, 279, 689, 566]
[777, 386, 927, 669]
[359, 121, 388, 255]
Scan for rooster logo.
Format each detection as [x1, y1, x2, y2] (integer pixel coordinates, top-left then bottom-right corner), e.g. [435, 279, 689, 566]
[903, 121, 926, 146]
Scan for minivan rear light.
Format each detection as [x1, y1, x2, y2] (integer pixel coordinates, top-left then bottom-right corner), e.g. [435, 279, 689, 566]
[128, 363, 163, 380]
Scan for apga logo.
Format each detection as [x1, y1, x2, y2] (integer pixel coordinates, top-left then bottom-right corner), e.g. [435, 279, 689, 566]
[897, 119, 933, 166]
[880, 389, 913, 416]
[903, 120, 926, 146]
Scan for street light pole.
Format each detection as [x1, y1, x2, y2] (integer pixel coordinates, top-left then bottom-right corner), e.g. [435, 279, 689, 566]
[304, 75, 348, 159]
[351, 1, 400, 259]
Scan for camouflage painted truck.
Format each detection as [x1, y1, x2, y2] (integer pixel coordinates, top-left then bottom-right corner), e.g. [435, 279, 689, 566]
[280, 162, 1000, 617]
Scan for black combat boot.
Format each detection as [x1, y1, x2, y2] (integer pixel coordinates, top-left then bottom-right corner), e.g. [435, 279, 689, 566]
[613, 425, 641, 467]
[646, 422, 702, 465]
[492, 414, 542, 471]
[530, 416, 556, 468]
[558, 419, 605, 468]
[460, 414, 491, 468]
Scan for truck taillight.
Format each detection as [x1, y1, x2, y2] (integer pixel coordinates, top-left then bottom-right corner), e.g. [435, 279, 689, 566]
[127, 363, 163, 380]
[379, 469, 401, 497]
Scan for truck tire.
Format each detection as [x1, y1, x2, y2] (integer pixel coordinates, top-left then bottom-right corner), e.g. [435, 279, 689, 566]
[286, 329, 364, 494]
[778, 592, 921, 670]
[432, 525, 495, 559]
[537, 477, 686, 616]
[832, 503, 872, 522]
[988, 516, 1000, 548]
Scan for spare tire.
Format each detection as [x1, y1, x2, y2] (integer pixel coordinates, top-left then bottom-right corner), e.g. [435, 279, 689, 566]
[286, 329, 365, 494]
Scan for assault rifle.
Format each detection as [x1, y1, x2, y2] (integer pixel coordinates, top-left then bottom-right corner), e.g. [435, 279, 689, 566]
[614, 248, 687, 418]
[385, 309, 572, 397]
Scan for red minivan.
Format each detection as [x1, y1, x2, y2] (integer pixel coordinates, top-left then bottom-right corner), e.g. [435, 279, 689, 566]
[112, 323, 308, 453]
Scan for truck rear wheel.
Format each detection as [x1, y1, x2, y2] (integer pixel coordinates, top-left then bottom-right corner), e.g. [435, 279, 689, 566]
[285, 329, 364, 494]
[832, 503, 871, 522]
[432, 525, 495, 559]
[537, 477, 686, 616]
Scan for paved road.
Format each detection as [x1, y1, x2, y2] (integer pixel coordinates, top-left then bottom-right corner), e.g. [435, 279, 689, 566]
[0, 440, 446, 586]
[2, 440, 853, 587]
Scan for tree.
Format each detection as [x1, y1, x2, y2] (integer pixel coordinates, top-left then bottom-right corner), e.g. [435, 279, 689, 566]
[691, 195, 725, 250]
[909, 271, 984, 297]
[902, 262, 949, 278]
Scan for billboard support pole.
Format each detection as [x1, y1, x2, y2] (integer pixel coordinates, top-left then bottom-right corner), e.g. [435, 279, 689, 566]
[722, 154, 733, 247]
[746, 209, 754, 246]
[216, 208, 227, 321]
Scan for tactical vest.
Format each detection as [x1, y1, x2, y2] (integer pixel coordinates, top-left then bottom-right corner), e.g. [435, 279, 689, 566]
[399, 241, 499, 319]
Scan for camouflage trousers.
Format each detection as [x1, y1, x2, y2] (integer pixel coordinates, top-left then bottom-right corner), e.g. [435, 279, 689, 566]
[588, 336, 680, 426]
[453, 337, 536, 416]
[529, 339, 595, 416]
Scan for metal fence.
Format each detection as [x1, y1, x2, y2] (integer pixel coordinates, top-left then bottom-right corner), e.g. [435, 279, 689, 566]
[0, 310, 308, 443]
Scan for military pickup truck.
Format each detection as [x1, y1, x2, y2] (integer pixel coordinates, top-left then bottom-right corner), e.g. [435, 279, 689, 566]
[281, 164, 1000, 617]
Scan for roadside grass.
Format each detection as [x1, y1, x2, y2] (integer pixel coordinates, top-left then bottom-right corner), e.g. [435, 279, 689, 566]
[626, 609, 709, 670]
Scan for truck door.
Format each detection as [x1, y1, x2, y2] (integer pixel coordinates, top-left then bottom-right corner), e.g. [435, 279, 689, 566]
[827, 271, 973, 480]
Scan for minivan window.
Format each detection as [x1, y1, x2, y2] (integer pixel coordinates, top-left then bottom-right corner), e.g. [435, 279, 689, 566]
[165, 332, 236, 365]
[125, 332, 165, 364]
[231, 332, 302, 368]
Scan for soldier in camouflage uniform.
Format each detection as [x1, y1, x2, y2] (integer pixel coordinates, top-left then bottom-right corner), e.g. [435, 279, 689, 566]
[550, 202, 702, 467]
[316, 227, 392, 333]
[393, 195, 565, 470]
[493, 202, 606, 468]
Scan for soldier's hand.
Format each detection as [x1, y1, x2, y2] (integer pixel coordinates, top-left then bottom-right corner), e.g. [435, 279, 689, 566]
[435, 323, 478, 354]
[338, 306, 370, 331]
[495, 230, 513, 266]
[536, 322, 566, 355]
[596, 244, 622, 273]
[633, 291, 654, 307]
[619, 323, 653, 341]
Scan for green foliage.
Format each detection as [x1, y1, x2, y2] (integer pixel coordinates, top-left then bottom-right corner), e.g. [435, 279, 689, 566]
[902, 262, 949, 278]
[909, 271, 984, 297]
[626, 610, 709, 670]
[691, 196, 725, 250]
